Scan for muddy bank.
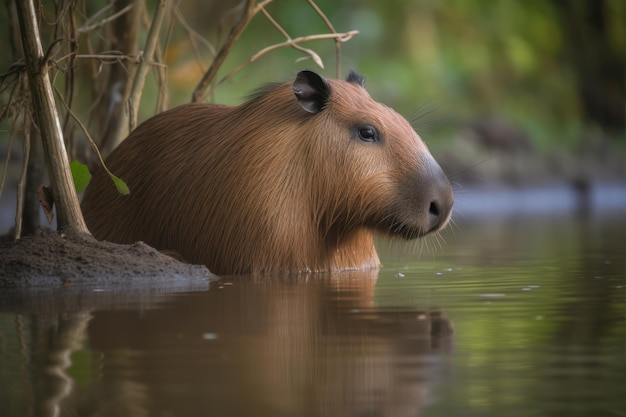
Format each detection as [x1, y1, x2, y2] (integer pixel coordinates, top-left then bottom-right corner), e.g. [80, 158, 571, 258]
[0, 227, 214, 289]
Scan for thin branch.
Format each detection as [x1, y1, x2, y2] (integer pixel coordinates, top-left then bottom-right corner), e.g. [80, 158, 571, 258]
[0, 63, 24, 87]
[15, 112, 31, 239]
[259, 6, 323, 68]
[55, 86, 120, 190]
[73, 52, 141, 62]
[206, 30, 359, 97]
[191, 0, 258, 103]
[0, 112, 18, 199]
[260, 6, 288, 38]
[76, 1, 114, 30]
[128, 0, 169, 131]
[142, 2, 170, 114]
[0, 71, 24, 121]
[77, 4, 133, 34]
[173, 5, 216, 58]
[306, 0, 341, 77]
[60, 0, 78, 153]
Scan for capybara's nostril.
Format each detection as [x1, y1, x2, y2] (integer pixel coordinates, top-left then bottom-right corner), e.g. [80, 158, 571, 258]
[426, 182, 454, 233]
[429, 200, 440, 218]
[428, 200, 444, 232]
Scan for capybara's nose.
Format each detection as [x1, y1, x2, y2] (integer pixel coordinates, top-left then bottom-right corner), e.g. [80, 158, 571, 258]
[425, 165, 454, 233]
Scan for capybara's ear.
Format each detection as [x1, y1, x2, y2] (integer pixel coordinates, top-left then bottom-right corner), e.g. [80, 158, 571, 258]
[346, 70, 365, 87]
[293, 70, 331, 114]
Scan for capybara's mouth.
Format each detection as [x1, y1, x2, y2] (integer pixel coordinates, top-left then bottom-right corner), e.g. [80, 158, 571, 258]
[387, 220, 425, 240]
[387, 215, 450, 240]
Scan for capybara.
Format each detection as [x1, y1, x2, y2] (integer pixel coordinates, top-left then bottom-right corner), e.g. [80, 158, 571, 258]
[81, 70, 453, 275]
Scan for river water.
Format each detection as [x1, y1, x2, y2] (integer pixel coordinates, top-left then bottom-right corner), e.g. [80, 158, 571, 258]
[0, 187, 624, 417]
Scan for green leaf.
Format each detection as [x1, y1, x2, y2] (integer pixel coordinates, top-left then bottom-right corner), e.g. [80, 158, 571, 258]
[109, 172, 130, 195]
[70, 160, 91, 193]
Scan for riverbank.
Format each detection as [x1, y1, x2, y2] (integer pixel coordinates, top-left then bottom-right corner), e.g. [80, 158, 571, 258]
[0, 226, 213, 288]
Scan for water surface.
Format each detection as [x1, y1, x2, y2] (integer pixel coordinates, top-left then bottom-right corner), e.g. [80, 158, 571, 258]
[1, 202, 624, 417]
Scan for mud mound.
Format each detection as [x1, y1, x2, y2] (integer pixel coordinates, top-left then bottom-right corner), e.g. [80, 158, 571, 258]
[0, 227, 213, 288]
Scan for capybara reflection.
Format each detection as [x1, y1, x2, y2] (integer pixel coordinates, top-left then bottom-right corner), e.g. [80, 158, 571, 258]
[81, 70, 453, 274]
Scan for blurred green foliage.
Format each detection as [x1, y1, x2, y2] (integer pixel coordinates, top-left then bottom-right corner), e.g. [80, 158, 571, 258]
[175, 0, 625, 149]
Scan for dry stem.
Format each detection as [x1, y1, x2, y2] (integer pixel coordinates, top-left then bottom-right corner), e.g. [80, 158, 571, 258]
[55, 87, 122, 190]
[77, 4, 133, 34]
[15, 0, 89, 233]
[191, 0, 258, 103]
[15, 113, 31, 239]
[128, 0, 169, 131]
[259, 6, 324, 68]
[142, 5, 170, 114]
[207, 30, 358, 97]
[191, 0, 356, 102]
[306, 0, 342, 78]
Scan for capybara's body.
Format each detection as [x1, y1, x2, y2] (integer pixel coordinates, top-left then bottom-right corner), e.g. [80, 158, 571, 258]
[81, 71, 453, 275]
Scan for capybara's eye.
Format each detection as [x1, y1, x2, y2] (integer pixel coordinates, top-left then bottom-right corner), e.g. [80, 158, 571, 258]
[357, 126, 378, 143]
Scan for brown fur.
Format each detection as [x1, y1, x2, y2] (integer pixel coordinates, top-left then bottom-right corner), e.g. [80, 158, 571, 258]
[81, 71, 453, 275]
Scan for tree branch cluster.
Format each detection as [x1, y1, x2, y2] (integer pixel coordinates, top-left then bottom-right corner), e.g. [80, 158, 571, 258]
[0, 0, 358, 238]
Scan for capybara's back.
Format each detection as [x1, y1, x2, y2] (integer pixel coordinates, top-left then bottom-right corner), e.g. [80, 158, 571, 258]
[81, 70, 453, 275]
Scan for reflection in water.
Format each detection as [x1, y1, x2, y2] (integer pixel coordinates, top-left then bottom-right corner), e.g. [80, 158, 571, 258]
[0, 271, 454, 417]
[33, 312, 92, 417]
[1, 210, 623, 417]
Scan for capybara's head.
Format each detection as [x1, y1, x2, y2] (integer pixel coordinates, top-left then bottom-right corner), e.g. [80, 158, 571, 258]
[289, 70, 453, 241]
[81, 70, 454, 274]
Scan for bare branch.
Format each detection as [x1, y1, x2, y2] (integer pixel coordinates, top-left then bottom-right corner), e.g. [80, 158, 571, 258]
[207, 30, 359, 97]
[173, 5, 216, 58]
[128, 0, 169, 131]
[77, 4, 133, 34]
[259, 6, 323, 68]
[307, 0, 342, 77]
[14, 0, 88, 233]
[77, 2, 115, 30]
[73, 52, 141, 62]
[252, 0, 274, 14]
[141, 3, 170, 114]
[192, 0, 356, 101]
[191, 0, 259, 103]
[15, 112, 31, 239]
[0, 112, 18, 199]
[56, 87, 118, 185]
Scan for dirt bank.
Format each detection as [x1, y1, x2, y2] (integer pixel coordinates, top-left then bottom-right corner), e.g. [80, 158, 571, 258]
[0, 227, 214, 288]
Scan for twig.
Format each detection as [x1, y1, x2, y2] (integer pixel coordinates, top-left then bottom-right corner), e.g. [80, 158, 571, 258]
[0, 63, 25, 87]
[60, 0, 78, 153]
[128, 0, 169, 131]
[55, 86, 121, 192]
[306, 0, 341, 77]
[173, 5, 216, 58]
[67, 52, 140, 63]
[191, 0, 258, 103]
[15, 112, 31, 239]
[140, 4, 169, 114]
[259, 6, 323, 68]
[0, 72, 23, 122]
[0, 112, 18, 199]
[77, 4, 133, 34]
[76, 2, 114, 30]
[206, 30, 358, 97]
